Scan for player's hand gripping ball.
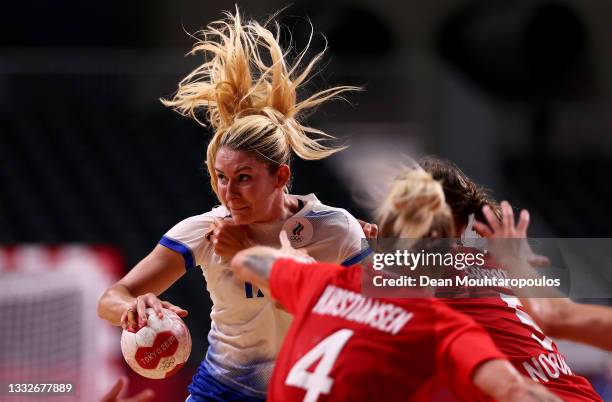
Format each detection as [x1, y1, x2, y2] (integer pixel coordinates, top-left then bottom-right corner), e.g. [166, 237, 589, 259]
[121, 308, 191, 379]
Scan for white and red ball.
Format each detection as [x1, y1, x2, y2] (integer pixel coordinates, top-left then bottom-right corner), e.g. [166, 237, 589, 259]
[121, 308, 191, 379]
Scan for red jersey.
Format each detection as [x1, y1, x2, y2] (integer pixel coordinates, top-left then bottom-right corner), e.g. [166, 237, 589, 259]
[440, 247, 602, 402]
[268, 258, 505, 402]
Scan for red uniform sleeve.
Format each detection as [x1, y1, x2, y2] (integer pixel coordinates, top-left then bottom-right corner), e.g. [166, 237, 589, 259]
[434, 303, 506, 396]
[270, 258, 343, 314]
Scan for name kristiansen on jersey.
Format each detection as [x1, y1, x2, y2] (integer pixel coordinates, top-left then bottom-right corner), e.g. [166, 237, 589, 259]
[312, 285, 413, 335]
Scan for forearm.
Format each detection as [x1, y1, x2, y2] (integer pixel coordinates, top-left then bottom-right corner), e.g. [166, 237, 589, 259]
[531, 299, 612, 350]
[508, 257, 612, 349]
[237, 254, 277, 290]
[97, 284, 136, 326]
[473, 359, 525, 401]
[473, 359, 560, 402]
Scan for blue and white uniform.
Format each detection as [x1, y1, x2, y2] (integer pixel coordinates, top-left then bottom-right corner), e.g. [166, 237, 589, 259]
[159, 194, 369, 401]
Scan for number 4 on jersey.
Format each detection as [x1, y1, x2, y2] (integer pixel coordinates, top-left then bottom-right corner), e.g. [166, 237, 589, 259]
[285, 329, 354, 402]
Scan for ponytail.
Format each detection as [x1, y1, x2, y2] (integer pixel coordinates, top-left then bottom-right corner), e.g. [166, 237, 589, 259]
[377, 168, 454, 239]
[162, 8, 360, 195]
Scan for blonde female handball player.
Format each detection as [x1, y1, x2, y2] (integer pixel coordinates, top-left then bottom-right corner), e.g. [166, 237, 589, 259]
[97, 9, 368, 402]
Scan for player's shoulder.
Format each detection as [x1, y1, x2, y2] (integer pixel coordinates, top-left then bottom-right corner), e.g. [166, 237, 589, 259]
[288, 194, 365, 262]
[296, 194, 359, 232]
[167, 205, 229, 235]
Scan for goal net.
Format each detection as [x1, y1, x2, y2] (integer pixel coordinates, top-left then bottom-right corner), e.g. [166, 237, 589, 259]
[0, 245, 123, 402]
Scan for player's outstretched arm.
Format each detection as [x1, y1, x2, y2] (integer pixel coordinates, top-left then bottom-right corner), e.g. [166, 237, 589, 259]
[97, 244, 188, 330]
[522, 297, 612, 351]
[474, 359, 561, 402]
[476, 200, 612, 351]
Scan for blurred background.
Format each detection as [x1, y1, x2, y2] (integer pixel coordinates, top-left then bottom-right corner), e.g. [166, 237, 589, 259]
[1, 0, 612, 400]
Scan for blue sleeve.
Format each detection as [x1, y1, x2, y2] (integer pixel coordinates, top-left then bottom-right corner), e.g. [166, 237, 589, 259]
[341, 246, 372, 266]
[159, 235, 196, 270]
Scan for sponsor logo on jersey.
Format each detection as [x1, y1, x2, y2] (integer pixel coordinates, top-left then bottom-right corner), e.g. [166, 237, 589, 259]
[292, 222, 304, 236]
[282, 217, 314, 246]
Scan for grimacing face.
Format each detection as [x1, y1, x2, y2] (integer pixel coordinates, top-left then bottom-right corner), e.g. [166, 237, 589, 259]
[214, 146, 286, 225]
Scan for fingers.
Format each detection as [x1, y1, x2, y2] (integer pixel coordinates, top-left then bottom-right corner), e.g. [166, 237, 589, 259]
[126, 388, 155, 402]
[499, 201, 530, 239]
[473, 220, 493, 238]
[357, 219, 378, 239]
[147, 294, 164, 319]
[101, 377, 126, 401]
[516, 209, 530, 237]
[362, 223, 373, 238]
[205, 220, 221, 242]
[369, 223, 378, 238]
[151, 296, 164, 318]
[279, 231, 291, 249]
[527, 254, 551, 268]
[120, 310, 129, 331]
[484, 201, 521, 237]
[101, 377, 154, 402]
[298, 248, 312, 257]
[123, 295, 187, 334]
[126, 306, 138, 332]
[161, 301, 188, 317]
[210, 219, 252, 259]
[501, 201, 515, 231]
[482, 205, 501, 233]
[298, 251, 316, 264]
[213, 218, 227, 238]
[135, 297, 148, 328]
[213, 219, 223, 238]
[128, 294, 165, 332]
[357, 219, 370, 236]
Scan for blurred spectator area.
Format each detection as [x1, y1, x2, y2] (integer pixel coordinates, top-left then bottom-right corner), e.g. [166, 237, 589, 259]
[503, 156, 612, 237]
[0, 75, 365, 261]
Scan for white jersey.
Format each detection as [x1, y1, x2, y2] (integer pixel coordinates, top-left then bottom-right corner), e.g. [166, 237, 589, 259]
[159, 194, 368, 398]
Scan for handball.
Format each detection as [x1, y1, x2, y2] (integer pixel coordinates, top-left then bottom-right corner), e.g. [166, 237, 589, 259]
[121, 308, 191, 379]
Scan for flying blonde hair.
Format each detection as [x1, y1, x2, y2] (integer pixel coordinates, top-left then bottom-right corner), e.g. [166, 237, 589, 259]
[161, 8, 360, 195]
[377, 168, 454, 239]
